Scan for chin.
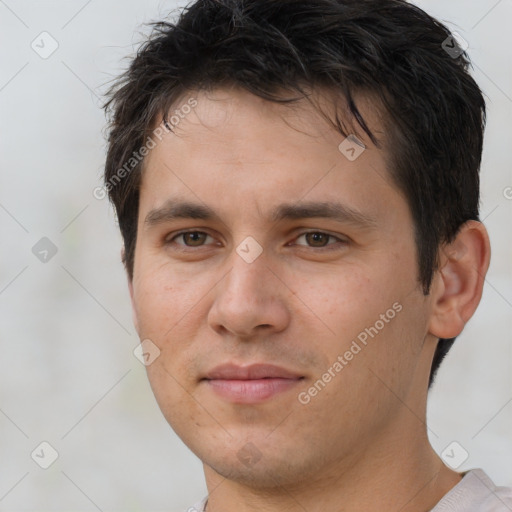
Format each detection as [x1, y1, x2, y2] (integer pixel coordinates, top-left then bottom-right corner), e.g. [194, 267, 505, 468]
[205, 457, 301, 489]
[198, 439, 325, 490]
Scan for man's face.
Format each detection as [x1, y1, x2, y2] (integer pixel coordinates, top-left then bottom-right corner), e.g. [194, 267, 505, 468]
[130, 88, 438, 487]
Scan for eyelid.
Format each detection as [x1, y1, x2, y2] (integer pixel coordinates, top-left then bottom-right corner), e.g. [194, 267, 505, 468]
[166, 229, 215, 246]
[292, 230, 349, 249]
[165, 229, 348, 250]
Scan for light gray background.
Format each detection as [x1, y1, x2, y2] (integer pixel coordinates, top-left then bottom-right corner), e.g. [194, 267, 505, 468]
[0, 0, 510, 511]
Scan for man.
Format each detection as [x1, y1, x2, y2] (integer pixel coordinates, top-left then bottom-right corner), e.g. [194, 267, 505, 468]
[102, 0, 512, 510]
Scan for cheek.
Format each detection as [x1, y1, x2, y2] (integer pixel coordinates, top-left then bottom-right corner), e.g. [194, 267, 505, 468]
[132, 265, 203, 338]
[134, 270, 207, 423]
[145, 361, 201, 444]
[303, 260, 423, 377]
[303, 268, 395, 341]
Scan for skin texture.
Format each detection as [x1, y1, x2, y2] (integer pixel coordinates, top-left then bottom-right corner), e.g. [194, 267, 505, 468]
[128, 87, 490, 512]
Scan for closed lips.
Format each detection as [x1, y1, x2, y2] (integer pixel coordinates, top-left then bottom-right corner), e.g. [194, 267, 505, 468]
[202, 363, 304, 381]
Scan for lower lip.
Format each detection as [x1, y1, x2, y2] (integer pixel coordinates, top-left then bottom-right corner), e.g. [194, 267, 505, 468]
[204, 378, 303, 403]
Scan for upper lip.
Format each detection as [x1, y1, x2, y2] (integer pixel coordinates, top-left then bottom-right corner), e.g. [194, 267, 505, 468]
[203, 363, 304, 380]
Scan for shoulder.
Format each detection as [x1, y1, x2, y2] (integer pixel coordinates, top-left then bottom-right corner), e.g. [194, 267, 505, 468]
[432, 469, 512, 512]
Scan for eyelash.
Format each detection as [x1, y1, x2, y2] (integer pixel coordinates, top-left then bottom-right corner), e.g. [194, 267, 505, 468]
[165, 230, 348, 251]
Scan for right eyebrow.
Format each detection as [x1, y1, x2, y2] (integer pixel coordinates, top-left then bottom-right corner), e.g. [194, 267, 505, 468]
[144, 200, 220, 229]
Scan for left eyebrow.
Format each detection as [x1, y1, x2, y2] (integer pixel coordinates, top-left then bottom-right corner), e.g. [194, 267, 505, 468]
[270, 200, 378, 230]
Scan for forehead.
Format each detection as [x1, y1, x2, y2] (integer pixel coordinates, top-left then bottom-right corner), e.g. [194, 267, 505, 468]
[138, 87, 403, 226]
[152, 87, 386, 155]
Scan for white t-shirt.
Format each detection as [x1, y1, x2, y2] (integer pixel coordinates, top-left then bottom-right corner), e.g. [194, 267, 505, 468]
[430, 469, 512, 511]
[186, 469, 512, 511]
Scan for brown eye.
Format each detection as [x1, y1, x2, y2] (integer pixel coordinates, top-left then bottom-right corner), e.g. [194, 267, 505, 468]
[182, 232, 207, 246]
[295, 231, 344, 249]
[167, 231, 213, 247]
[304, 232, 330, 247]
[295, 231, 349, 251]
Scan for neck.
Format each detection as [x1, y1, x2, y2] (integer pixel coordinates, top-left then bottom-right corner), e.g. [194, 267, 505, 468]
[202, 400, 462, 512]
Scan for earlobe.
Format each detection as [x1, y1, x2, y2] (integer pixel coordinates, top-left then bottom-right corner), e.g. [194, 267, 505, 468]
[428, 220, 491, 339]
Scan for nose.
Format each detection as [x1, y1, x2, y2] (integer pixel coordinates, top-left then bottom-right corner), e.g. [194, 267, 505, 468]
[207, 245, 291, 339]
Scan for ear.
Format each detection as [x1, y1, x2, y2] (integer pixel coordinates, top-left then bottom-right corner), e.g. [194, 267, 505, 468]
[122, 247, 140, 336]
[428, 220, 491, 339]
